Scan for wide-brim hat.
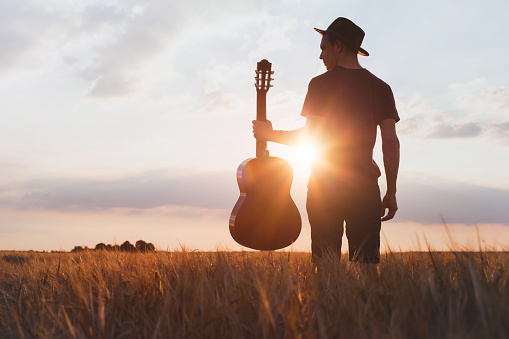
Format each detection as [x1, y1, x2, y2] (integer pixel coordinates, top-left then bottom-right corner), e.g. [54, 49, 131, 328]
[314, 17, 369, 56]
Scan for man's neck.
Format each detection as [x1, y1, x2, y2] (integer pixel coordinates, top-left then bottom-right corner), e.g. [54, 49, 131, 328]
[337, 54, 363, 69]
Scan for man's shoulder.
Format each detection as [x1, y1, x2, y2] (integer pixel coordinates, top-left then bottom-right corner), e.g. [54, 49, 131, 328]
[310, 67, 389, 85]
[357, 69, 390, 87]
[307, 69, 341, 91]
[306, 73, 328, 92]
[308, 72, 328, 85]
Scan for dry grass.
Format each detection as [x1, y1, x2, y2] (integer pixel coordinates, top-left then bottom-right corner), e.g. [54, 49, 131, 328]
[1, 249, 509, 338]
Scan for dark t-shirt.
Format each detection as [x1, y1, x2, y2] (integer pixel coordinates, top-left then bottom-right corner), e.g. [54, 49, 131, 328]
[301, 66, 399, 189]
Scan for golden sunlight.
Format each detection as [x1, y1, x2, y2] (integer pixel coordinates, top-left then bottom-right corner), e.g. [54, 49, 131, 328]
[288, 144, 317, 175]
[298, 144, 317, 164]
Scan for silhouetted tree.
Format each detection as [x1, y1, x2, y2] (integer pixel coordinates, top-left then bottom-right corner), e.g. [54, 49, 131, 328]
[135, 240, 148, 252]
[120, 241, 136, 252]
[112, 245, 120, 251]
[71, 246, 84, 253]
[147, 242, 156, 252]
[105, 244, 113, 251]
[95, 243, 107, 251]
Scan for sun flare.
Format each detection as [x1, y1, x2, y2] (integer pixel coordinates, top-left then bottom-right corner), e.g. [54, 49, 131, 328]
[298, 144, 317, 164]
[288, 144, 317, 175]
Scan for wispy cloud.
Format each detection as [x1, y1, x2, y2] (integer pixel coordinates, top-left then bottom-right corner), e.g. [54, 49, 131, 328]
[395, 79, 509, 143]
[427, 122, 482, 139]
[487, 121, 509, 145]
[396, 180, 509, 225]
[82, 1, 265, 97]
[0, 2, 67, 73]
[0, 1, 264, 97]
[2, 170, 509, 226]
[0, 170, 237, 211]
[484, 86, 509, 110]
[248, 15, 297, 58]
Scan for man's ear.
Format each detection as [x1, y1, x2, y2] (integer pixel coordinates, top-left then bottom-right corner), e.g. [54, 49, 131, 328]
[334, 40, 342, 52]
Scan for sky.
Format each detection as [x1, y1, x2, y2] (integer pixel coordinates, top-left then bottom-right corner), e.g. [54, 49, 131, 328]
[1, 0, 509, 252]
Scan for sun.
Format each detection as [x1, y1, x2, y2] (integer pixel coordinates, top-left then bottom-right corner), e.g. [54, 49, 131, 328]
[288, 144, 317, 175]
[298, 144, 317, 164]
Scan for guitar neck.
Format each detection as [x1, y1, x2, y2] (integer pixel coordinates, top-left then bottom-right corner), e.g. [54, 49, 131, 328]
[256, 91, 268, 158]
[255, 59, 273, 158]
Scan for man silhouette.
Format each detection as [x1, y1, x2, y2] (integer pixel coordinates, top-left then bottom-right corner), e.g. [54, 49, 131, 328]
[253, 17, 400, 270]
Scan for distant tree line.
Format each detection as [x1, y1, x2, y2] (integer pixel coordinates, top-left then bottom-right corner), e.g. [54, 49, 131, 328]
[71, 240, 156, 253]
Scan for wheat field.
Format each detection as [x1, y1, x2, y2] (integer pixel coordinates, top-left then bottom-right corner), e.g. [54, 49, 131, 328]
[1, 248, 508, 338]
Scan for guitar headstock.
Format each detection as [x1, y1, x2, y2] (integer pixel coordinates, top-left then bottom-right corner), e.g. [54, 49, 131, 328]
[255, 59, 274, 94]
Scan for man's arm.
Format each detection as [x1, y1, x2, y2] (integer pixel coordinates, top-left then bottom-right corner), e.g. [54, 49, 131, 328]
[252, 120, 304, 146]
[252, 116, 322, 146]
[380, 118, 400, 221]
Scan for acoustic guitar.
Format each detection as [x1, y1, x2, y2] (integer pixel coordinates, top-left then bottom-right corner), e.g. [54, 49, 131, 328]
[229, 59, 302, 251]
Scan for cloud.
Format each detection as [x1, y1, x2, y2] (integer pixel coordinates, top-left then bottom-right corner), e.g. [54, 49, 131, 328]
[484, 86, 509, 110]
[427, 122, 482, 139]
[79, 4, 173, 97]
[76, 4, 127, 33]
[396, 180, 509, 225]
[395, 81, 509, 141]
[448, 79, 509, 122]
[486, 121, 509, 145]
[87, 74, 138, 97]
[82, 1, 264, 97]
[0, 2, 142, 76]
[397, 116, 421, 136]
[2, 169, 509, 227]
[0, 1, 264, 96]
[0, 2, 68, 73]
[248, 15, 297, 58]
[0, 170, 238, 211]
[490, 121, 509, 135]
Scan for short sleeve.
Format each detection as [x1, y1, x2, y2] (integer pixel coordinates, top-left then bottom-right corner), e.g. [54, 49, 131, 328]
[376, 83, 400, 124]
[301, 78, 325, 117]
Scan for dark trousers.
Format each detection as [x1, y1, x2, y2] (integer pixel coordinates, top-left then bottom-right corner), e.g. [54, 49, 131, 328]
[306, 182, 382, 264]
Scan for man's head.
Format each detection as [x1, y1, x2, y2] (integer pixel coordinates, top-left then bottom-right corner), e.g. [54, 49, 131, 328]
[319, 34, 359, 70]
[323, 33, 359, 54]
[314, 17, 369, 57]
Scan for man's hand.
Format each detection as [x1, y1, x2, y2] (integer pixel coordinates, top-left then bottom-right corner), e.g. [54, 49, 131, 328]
[252, 120, 273, 141]
[381, 193, 398, 221]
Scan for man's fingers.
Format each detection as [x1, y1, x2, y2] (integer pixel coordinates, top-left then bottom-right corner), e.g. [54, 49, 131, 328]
[381, 194, 397, 222]
[252, 121, 260, 136]
[252, 119, 269, 124]
[381, 206, 397, 221]
[252, 120, 273, 141]
[381, 210, 395, 221]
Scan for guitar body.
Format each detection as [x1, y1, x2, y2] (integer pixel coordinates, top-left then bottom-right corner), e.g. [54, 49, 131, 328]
[229, 59, 302, 251]
[229, 156, 302, 250]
